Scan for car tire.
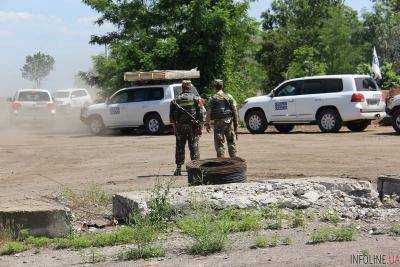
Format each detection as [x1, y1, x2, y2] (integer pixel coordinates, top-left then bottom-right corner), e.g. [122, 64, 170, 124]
[245, 110, 268, 134]
[346, 120, 370, 132]
[274, 124, 295, 133]
[89, 116, 105, 135]
[392, 110, 400, 134]
[145, 114, 164, 135]
[317, 109, 342, 133]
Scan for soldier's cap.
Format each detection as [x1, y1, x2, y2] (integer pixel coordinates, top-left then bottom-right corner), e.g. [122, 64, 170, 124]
[213, 79, 223, 87]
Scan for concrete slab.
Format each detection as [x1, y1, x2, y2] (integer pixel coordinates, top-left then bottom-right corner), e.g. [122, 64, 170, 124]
[113, 177, 380, 221]
[377, 174, 400, 199]
[0, 202, 71, 238]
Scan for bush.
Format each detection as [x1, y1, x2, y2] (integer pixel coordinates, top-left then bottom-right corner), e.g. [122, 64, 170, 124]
[291, 210, 306, 228]
[189, 226, 227, 255]
[320, 209, 340, 225]
[0, 242, 27, 255]
[310, 227, 356, 244]
[118, 246, 165, 261]
[252, 236, 268, 249]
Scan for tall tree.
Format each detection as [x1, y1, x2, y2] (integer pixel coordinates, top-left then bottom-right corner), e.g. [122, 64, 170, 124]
[258, 0, 369, 90]
[82, 0, 261, 102]
[21, 52, 55, 88]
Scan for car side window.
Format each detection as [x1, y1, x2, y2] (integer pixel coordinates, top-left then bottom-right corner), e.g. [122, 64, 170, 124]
[302, 79, 343, 95]
[110, 90, 129, 104]
[355, 78, 378, 91]
[275, 82, 302, 97]
[147, 87, 164, 101]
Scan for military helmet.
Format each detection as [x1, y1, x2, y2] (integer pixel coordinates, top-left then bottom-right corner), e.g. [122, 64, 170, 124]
[213, 79, 224, 88]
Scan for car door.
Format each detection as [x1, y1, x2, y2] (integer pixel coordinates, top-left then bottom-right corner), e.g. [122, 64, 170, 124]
[104, 89, 130, 126]
[125, 88, 145, 126]
[296, 79, 343, 121]
[269, 81, 302, 122]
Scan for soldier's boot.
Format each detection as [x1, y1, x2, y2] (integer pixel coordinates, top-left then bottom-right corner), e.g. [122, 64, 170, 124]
[174, 165, 182, 176]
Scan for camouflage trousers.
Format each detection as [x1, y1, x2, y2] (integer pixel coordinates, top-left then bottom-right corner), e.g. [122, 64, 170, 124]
[175, 124, 200, 165]
[213, 120, 237, 158]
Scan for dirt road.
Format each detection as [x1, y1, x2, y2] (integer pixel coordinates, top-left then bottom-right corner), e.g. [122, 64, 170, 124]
[0, 121, 398, 208]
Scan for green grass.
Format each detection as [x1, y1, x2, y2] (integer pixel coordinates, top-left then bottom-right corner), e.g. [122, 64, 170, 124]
[291, 210, 306, 228]
[60, 184, 111, 210]
[0, 242, 28, 255]
[79, 248, 106, 264]
[281, 236, 293, 246]
[189, 226, 227, 255]
[252, 236, 268, 249]
[389, 224, 400, 236]
[310, 227, 356, 244]
[118, 246, 165, 260]
[270, 234, 278, 247]
[320, 209, 341, 225]
[262, 204, 285, 220]
[26, 236, 52, 248]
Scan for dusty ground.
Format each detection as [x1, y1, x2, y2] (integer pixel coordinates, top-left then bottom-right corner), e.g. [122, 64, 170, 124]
[1, 105, 400, 266]
[0, 114, 399, 208]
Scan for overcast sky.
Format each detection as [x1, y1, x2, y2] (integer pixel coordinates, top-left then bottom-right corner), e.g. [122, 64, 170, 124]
[0, 0, 373, 96]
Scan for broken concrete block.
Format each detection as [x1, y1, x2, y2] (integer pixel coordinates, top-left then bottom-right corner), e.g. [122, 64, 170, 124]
[0, 204, 71, 238]
[377, 174, 400, 200]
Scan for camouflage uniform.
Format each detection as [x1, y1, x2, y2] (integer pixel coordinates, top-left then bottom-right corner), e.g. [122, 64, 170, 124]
[170, 82, 204, 174]
[206, 80, 238, 158]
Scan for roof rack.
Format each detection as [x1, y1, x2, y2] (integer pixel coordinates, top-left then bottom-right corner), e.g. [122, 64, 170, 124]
[124, 69, 200, 82]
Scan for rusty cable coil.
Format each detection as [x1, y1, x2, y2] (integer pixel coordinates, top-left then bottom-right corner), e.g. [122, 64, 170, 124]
[186, 157, 247, 186]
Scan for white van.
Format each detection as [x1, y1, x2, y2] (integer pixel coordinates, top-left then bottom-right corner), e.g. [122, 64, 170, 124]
[81, 83, 201, 135]
[239, 75, 386, 133]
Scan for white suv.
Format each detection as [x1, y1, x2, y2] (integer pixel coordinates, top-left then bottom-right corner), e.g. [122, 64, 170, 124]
[54, 89, 92, 110]
[239, 75, 386, 133]
[81, 83, 200, 135]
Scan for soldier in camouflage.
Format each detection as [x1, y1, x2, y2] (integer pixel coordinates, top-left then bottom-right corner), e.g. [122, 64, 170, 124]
[205, 79, 239, 158]
[170, 80, 204, 175]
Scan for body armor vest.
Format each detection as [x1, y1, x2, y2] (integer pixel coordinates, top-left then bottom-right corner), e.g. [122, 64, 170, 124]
[210, 94, 233, 120]
[175, 93, 197, 124]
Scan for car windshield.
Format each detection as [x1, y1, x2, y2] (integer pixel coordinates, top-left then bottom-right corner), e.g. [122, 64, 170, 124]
[355, 77, 379, 91]
[55, 91, 70, 98]
[18, 91, 50, 102]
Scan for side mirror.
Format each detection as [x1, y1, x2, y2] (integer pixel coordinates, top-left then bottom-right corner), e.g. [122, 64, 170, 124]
[270, 91, 275, 98]
[6, 97, 13, 102]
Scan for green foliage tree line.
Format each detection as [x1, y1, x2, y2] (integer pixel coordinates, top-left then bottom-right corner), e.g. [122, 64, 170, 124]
[82, 0, 400, 102]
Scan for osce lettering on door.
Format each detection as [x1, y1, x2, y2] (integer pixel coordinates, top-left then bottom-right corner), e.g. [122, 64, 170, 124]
[275, 101, 288, 111]
[110, 106, 120, 115]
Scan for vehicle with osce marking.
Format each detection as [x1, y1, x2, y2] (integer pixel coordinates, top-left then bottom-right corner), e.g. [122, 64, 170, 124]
[7, 89, 56, 125]
[239, 75, 386, 134]
[80, 83, 201, 135]
[385, 94, 400, 134]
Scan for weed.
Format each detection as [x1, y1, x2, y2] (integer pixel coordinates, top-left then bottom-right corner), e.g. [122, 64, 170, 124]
[389, 224, 400, 236]
[80, 248, 106, 264]
[60, 184, 110, 209]
[281, 236, 293, 245]
[118, 246, 165, 261]
[291, 210, 306, 228]
[189, 226, 227, 255]
[218, 208, 262, 232]
[320, 209, 341, 225]
[0, 242, 27, 255]
[265, 220, 283, 230]
[361, 249, 369, 257]
[252, 236, 268, 248]
[310, 227, 356, 244]
[262, 203, 284, 220]
[270, 234, 278, 247]
[26, 236, 52, 248]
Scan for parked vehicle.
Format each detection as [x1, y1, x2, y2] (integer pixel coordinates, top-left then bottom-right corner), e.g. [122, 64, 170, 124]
[239, 75, 386, 134]
[81, 83, 201, 135]
[54, 89, 92, 110]
[8, 89, 56, 125]
[386, 94, 400, 134]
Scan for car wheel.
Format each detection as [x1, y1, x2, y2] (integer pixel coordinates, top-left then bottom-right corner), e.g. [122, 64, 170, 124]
[274, 124, 295, 133]
[89, 116, 105, 135]
[346, 120, 370, 132]
[317, 109, 342, 133]
[145, 114, 164, 135]
[393, 111, 400, 134]
[245, 110, 268, 134]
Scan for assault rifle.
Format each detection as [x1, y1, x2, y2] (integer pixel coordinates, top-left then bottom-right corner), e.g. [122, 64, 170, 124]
[171, 100, 202, 135]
